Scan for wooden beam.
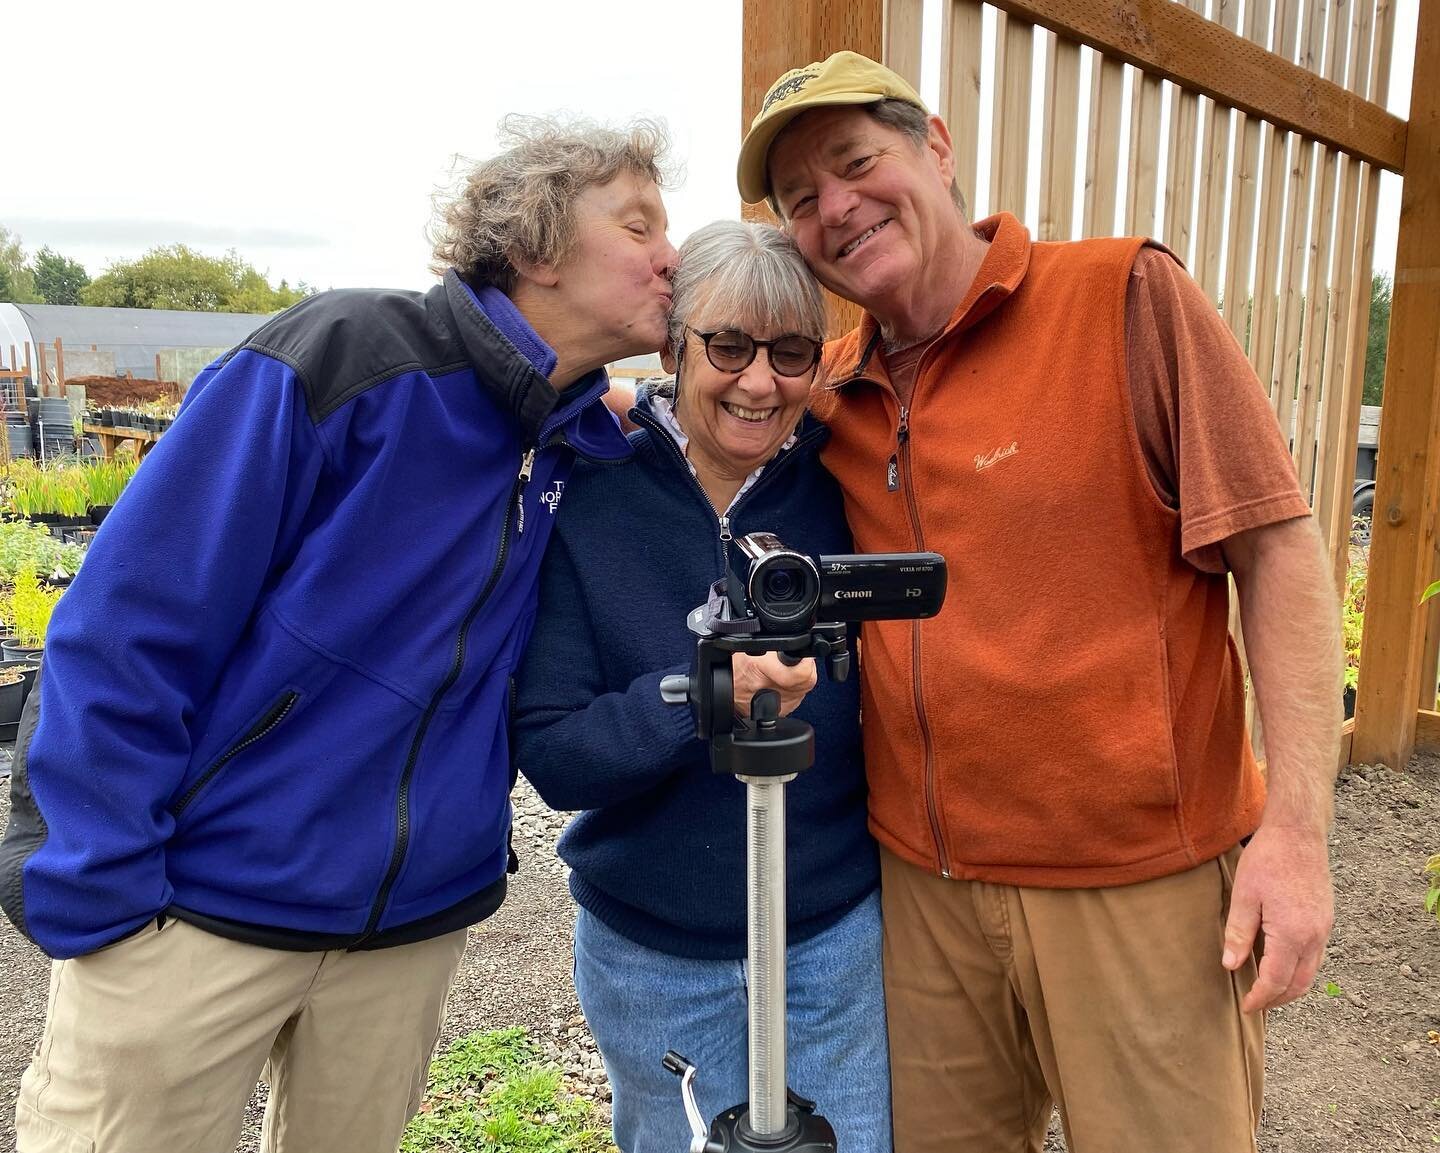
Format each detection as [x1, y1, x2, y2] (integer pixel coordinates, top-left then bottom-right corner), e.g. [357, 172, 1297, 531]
[986, 0, 1406, 172]
[1351, 0, 1440, 769]
[742, 0, 884, 338]
[1339, 716, 1354, 771]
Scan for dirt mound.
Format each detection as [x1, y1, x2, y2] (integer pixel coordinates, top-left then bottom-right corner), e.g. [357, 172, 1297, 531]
[64, 376, 183, 408]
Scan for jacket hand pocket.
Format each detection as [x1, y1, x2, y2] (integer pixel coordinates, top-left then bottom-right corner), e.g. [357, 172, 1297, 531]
[171, 690, 301, 820]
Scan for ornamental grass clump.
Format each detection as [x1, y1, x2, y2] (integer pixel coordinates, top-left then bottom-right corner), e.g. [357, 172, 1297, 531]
[84, 458, 138, 510]
[8, 564, 65, 648]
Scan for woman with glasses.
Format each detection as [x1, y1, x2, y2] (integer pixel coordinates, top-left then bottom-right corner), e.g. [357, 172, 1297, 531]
[513, 220, 890, 1153]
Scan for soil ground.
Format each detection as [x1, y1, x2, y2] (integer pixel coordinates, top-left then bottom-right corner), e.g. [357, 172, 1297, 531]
[0, 757, 1435, 1152]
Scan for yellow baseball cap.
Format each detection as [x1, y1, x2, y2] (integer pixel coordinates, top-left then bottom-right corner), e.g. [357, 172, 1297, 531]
[737, 50, 928, 204]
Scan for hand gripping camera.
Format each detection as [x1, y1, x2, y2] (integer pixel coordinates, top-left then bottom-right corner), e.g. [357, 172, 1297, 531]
[659, 532, 946, 1153]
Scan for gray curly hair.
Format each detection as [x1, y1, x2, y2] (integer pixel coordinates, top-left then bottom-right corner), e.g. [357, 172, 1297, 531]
[430, 114, 672, 292]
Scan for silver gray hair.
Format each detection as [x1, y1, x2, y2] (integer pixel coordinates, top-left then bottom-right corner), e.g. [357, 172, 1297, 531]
[430, 114, 672, 292]
[665, 220, 826, 364]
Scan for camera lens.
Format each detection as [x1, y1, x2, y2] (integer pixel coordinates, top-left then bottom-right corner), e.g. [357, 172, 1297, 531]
[763, 568, 798, 601]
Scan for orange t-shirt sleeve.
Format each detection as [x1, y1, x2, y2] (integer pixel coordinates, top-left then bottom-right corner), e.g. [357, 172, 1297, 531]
[1126, 246, 1312, 574]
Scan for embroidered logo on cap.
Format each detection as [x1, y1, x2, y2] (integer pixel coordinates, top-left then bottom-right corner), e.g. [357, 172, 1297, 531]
[762, 69, 820, 114]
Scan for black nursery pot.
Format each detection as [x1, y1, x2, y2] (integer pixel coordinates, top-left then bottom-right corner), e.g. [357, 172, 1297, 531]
[0, 672, 26, 727]
[1, 658, 39, 712]
[89, 505, 113, 525]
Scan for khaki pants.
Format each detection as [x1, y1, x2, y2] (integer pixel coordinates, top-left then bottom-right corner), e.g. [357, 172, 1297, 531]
[16, 917, 468, 1153]
[881, 844, 1264, 1153]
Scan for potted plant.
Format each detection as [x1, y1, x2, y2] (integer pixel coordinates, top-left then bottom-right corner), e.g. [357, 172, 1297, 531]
[2, 564, 64, 662]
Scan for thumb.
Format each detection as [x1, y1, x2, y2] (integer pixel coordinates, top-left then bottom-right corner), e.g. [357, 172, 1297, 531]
[1222, 882, 1261, 971]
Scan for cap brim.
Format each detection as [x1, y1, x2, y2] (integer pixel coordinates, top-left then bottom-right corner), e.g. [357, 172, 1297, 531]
[736, 91, 887, 204]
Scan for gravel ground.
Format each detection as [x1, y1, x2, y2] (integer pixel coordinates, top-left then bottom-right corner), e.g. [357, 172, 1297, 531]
[1, 759, 1437, 1152]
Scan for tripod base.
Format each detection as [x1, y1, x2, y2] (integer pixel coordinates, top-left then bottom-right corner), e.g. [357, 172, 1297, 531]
[706, 1101, 837, 1153]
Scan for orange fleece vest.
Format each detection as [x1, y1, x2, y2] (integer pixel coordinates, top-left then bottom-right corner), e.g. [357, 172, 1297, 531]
[815, 214, 1264, 888]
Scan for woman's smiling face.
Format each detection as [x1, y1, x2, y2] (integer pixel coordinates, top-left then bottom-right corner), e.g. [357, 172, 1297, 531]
[672, 315, 816, 480]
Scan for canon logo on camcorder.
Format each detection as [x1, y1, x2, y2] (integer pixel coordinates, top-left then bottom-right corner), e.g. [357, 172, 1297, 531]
[834, 589, 873, 599]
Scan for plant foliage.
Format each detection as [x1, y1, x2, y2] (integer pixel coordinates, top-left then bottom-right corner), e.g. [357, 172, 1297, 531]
[81, 245, 311, 314]
[400, 1028, 612, 1153]
[7, 564, 64, 648]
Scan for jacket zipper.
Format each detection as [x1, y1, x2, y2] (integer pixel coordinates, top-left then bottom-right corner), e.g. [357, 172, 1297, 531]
[172, 691, 300, 817]
[893, 400, 950, 877]
[358, 447, 531, 941]
[630, 407, 824, 568]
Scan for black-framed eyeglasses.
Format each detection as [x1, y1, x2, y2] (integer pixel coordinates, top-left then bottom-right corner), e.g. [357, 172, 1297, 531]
[688, 328, 822, 378]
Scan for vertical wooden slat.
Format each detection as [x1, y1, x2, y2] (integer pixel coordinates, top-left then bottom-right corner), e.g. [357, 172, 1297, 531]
[885, 0, 925, 89]
[1298, 0, 1352, 510]
[1163, 81, 1199, 262]
[1194, 97, 1232, 301]
[1082, 51, 1124, 237]
[1271, 133, 1311, 439]
[1324, 0, 1384, 591]
[990, 13, 1034, 216]
[1250, 125, 1288, 390]
[1352, 0, 1426, 769]
[941, 0, 985, 219]
[1040, 34, 1081, 240]
[1125, 69, 1163, 237]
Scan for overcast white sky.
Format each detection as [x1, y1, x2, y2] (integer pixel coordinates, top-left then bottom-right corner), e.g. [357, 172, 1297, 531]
[4, 0, 1418, 293]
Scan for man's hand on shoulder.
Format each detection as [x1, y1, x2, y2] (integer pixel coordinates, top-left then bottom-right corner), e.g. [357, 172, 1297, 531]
[1222, 821, 1334, 1012]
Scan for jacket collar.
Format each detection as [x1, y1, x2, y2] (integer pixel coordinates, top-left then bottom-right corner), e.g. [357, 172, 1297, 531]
[441, 269, 606, 444]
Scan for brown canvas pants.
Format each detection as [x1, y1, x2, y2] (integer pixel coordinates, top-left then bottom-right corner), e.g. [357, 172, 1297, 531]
[881, 844, 1265, 1153]
[15, 917, 468, 1153]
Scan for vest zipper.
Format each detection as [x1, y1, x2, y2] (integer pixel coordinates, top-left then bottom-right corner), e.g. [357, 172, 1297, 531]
[357, 446, 529, 942]
[887, 406, 909, 492]
[896, 405, 951, 878]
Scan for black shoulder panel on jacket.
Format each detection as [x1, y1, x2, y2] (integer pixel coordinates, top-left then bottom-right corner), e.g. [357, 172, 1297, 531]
[235, 284, 469, 423]
[0, 684, 49, 949]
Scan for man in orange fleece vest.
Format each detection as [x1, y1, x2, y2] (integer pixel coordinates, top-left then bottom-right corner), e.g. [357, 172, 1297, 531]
[738, 51, 1342, 1152]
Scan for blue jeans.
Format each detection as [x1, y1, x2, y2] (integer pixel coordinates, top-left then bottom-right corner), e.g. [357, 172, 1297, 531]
[573, 891, 892, 1153]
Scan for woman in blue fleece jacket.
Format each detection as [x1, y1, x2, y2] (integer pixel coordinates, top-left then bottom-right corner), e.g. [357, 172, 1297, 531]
[513, 220, 889, 1153]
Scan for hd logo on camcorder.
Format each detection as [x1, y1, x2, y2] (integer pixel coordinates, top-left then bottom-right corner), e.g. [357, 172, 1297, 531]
[540, 480, 565, 514]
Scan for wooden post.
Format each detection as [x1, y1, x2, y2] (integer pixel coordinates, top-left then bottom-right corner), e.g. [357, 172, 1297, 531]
[1351, 0, 1440, 768]
[36, 343, 47, 396]
[55, 338, 66, 395]
[156, 354, 163, 382]
[742, 0, 883, 338]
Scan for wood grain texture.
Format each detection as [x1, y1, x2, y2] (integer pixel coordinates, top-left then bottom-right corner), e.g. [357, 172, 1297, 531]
[1352, 0, 1439, 767]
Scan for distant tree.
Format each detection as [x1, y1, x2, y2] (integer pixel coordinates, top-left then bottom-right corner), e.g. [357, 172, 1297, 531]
[81, 245, 312, 314]
[1363, 273, 1390, 406]
[32, 247, 90, 305]
[0, 226, 41, 304]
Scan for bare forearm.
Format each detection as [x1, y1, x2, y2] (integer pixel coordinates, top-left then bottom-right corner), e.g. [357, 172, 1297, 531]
[1229, 516, 1343, 832]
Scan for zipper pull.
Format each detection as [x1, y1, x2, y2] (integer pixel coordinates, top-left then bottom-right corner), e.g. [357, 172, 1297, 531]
[515, 447, 536, 535]
[887, 406, 909, 492]
[718, 515, 733, 545]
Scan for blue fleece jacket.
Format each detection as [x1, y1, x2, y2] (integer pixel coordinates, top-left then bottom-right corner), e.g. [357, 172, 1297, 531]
[0, 272, 632, 959]
[512, 394, 877, 959]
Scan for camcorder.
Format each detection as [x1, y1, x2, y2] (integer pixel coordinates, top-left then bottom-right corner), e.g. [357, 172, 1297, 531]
[726, 532, 947, 634]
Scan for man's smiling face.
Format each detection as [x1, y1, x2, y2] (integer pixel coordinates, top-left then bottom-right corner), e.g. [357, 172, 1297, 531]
[768, 105, 964, 328]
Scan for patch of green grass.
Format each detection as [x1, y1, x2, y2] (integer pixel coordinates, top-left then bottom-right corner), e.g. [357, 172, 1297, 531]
[401, 1027, 614, 1153]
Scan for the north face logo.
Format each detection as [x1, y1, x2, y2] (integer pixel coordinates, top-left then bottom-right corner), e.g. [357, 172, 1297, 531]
[762, 69, 820, 113]
[540, 480, 565, 514]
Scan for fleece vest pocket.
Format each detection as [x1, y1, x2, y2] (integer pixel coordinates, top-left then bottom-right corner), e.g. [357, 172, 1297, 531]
[171, 691, 301, 820]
